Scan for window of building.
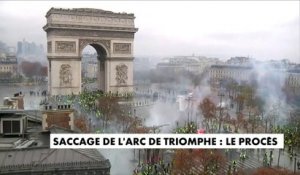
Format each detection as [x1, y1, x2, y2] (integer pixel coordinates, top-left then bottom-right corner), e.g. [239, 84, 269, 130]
[2, 120, 21, 134]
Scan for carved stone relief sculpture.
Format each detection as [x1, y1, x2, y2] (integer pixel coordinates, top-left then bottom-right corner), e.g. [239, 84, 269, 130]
[115, 64, 128, 85]
[113, 43, 131, 54]
[55, 41, 76, 53]
[59, 64, 72, 87]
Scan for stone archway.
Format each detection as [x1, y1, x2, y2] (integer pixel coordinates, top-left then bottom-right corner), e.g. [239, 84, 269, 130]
[80, 41, 108, 92]
[43, 8, 138, 95]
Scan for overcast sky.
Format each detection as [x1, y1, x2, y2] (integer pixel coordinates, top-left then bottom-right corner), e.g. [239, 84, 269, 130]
[0, 1, 299, 62]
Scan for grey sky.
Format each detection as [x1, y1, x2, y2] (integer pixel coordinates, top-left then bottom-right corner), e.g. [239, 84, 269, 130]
[0, 1, 299, 62]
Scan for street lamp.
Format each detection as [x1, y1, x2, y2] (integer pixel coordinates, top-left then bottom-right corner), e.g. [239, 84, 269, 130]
[294, 153, 298, 174]
[186, 93, 193, 125]
[218, 87, 225, 133]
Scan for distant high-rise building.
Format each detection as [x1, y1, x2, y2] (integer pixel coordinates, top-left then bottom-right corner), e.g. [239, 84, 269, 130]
[17, 41, 22, 55]
[0, 41, 8, 53]
[17, 39, 44, 56]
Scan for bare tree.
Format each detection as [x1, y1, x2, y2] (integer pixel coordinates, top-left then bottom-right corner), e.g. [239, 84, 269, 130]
[199, 97, 217, 133]
[97, 95, 121, 129]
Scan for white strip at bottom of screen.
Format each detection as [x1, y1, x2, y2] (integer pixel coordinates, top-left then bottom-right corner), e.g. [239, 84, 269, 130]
[50, 134, 284, 149]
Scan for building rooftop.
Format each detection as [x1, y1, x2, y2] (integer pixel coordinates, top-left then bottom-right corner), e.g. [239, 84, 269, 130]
[0, 109, 42, 123]
[211, 64, 253, 69]
[0, 147, 110, 173]
[287, 68, 300, 73]
[0, 98, 111, 174]
[46, 7, 135, 18]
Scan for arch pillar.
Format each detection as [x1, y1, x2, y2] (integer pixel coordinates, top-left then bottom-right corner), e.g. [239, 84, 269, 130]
[97, 55, 106, 92]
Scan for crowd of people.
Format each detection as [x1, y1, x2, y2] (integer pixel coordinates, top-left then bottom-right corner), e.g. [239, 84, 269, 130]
[133, 161, 172, 175]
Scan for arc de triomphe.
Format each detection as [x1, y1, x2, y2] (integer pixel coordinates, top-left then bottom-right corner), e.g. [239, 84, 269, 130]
[43, 8, 138, 95]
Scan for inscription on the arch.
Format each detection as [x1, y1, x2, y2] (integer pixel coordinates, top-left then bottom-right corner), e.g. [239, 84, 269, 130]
[55, 41, 76, 53]
[115, 64, 128, 85]
[113, 43, 131, 54]
[47, 41, 52, 53]
[60, 64, 72, 87]
[48, 29, 134, 39]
